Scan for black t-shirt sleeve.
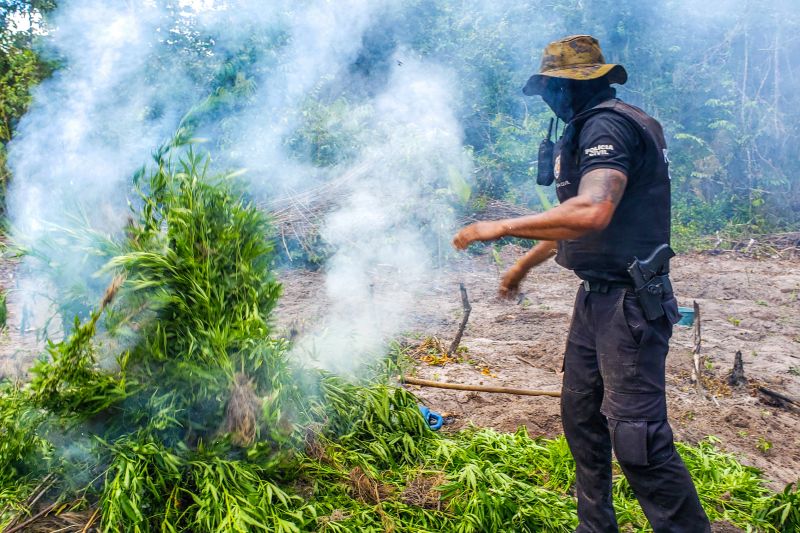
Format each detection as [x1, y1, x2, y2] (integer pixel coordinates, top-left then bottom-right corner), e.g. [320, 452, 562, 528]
[577, 111, 641, 177]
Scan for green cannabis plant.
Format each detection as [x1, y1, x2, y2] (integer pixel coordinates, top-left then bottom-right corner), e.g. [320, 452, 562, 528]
[0, 139, 796, 532]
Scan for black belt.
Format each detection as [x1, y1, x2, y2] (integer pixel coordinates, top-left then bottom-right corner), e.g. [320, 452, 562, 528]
[581, 280, 635, 293]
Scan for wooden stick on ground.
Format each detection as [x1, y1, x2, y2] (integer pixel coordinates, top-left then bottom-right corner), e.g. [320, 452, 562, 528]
[403, 376, 561, 398]
[448, 283, 471, 356]
[514, 355, 539, 370]
[691, 300, 705, 396]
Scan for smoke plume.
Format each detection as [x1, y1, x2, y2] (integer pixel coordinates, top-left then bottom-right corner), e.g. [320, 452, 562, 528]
[6, 0, 471, 373]
[9, 0, 798, 375]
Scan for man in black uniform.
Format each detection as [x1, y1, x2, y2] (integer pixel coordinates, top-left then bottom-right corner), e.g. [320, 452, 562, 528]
[453, 35, 711, 532]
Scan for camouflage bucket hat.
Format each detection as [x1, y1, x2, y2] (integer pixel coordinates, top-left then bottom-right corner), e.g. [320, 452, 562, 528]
[522, 35, 627, 96]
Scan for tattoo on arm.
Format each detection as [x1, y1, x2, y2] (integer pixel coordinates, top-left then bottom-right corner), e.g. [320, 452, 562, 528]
[578, 168, 628, 207]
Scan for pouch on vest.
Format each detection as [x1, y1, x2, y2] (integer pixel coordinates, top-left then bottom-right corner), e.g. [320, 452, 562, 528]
[537, 117, 556, 186]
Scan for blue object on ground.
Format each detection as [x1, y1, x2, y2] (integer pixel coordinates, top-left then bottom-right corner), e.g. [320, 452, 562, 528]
[677, 306, 695, 327]
[418, 405, 444, 431]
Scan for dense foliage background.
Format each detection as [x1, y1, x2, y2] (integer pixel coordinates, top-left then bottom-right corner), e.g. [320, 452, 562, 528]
[0, 0, 56, 218]
[1, 0, 799, 243]
[1, 3, 800, 530]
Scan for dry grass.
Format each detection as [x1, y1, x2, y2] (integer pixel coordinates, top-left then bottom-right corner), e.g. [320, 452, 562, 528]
[316, 508, 352, 531]
[99, 275, 125, 311]
[701, 374, 733, 398]
[264, 182, 534, 259]
[700, 231, 800, 259]
[347, 467, 394, 505]
[401, 472, 446, 510]
[302, 424, 330, 464]
[675, 370, 733, 398]
[221, 373, 262, 447]
[4, 503, 99, 533]
[409, 336, 461, 366]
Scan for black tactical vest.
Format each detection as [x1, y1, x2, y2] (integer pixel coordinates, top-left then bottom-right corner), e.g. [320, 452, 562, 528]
[553, 99, 671, 276]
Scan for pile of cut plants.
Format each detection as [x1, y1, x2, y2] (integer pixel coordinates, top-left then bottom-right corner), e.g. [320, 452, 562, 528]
[0, 140, 797, 532]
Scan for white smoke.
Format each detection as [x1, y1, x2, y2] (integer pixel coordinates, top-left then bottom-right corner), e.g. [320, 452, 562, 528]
[6, 0, 471, 373]
[8, 3, 176, 240]
[293, 57, 471, 371]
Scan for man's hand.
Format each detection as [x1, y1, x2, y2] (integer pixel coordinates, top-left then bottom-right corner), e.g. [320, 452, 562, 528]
[499, 266, 524, 300]
[452, 221, 503, 250]
[498, 240, 557, 300]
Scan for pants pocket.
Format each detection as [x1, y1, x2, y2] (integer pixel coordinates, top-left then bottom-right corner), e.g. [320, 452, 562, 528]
[619, 291, 647, 346]
[609, 419, 649, 466]
[608, 291, 649, 380]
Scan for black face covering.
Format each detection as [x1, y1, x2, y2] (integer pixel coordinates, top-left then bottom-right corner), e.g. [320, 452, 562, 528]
[541, 78, 614, 123]
[541, 80, 574, 122]
[535, 77, 616, 187]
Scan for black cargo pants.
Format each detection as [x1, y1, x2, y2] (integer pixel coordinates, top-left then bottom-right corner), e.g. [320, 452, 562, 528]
[561, 284, 710, 532]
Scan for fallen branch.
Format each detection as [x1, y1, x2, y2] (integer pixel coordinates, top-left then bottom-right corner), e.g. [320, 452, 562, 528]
[514, 355, 539, 370]
[402, 376, 561, 398]
[757, 386, 800, 408]
[448, 283, 471, 356]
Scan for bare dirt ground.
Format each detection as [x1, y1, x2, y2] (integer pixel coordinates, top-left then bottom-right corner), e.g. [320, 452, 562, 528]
[2, 246, 798, 491]
[277, 247, 800, 490]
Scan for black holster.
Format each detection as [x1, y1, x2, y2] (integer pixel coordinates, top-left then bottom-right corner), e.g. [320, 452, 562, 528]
[633, 274, 672, 321]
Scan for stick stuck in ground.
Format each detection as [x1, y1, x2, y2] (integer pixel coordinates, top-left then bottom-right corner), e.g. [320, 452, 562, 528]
[691, 300, 704, 396]
[729, 350, 746, 387]
[448, 283, 472, 356]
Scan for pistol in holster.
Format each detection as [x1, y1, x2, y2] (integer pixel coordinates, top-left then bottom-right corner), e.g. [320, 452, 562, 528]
[627, 244, 675, 321]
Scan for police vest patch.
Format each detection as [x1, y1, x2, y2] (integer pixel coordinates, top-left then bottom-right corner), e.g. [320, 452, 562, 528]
[584, 144, 614, 157]
[554, 154, 561, 179]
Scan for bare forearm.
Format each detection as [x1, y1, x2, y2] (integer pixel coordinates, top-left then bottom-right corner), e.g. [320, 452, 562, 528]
[514, 240, 558, 272]
[496, 196, 609, 240]
[452, 168, 627, 250]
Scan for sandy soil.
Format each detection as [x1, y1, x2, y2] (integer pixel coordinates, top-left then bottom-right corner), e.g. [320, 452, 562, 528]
[2, 246, 798, 491]
[277, 247, 800, 490]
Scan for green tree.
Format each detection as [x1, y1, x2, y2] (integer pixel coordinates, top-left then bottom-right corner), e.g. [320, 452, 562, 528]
[0, 0, 57, 218]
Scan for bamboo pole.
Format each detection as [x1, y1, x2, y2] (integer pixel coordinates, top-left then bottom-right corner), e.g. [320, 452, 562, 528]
[402, 376, 561, 398]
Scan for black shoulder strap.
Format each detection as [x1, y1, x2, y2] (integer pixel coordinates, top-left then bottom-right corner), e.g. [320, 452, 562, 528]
[564, 99, 652, 150]
[562, 99, 618, 149]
